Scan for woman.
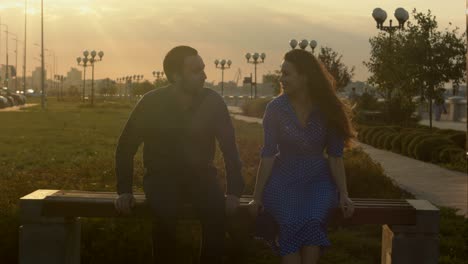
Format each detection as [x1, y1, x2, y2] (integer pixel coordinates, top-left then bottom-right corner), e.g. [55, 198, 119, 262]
[250, 49, 355, 264]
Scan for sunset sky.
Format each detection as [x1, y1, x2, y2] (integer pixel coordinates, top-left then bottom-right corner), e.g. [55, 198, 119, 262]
[0, 0, 464, 84]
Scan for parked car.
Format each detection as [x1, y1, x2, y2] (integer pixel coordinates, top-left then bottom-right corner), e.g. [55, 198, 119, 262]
[0, 96, 8, 108]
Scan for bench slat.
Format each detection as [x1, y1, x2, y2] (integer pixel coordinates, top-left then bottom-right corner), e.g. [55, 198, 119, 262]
[41, 191, 417, 225]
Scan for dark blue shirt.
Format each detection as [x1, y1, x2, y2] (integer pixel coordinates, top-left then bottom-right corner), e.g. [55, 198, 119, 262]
[115, 86, 244, 197]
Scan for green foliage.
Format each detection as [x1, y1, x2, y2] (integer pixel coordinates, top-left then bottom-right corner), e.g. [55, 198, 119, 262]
[407, 134, 434, 159]
[384, 133, 398, 150]
[414, 137, 455, 161]
[447, 133, 466, 149]
[391, 134, 403, 153]
[241, 98, 272, 118]
[400, 132, 425, 156]
[364, 9, 466, 128]
[318, 46, 355, 91]
[439, 147, 465, 163]
[262, 71, 281, 95]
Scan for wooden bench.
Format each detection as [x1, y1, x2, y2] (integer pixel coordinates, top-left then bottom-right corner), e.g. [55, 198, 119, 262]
[19, 189, 439, 264]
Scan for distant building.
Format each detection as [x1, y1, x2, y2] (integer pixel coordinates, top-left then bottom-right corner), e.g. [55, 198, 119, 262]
[31, 67, 47, 92]
[65, 67, 82, 92]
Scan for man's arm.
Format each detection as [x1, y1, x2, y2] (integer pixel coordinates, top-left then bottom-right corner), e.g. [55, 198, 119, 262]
[115, 97, 146, 195]
[214, 98, 244, 198]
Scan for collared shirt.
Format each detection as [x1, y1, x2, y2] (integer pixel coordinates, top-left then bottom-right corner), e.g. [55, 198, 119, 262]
[115, 86, 244, 197]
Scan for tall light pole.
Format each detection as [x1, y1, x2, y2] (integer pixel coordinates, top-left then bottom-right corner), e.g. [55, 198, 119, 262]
[41, 0, 45, 109]
[289, 39, 318, 54]
[77, 50, 89, 102]
[214, 59, 231, 96]
[0, 23, 9, 88]
[372, 7, 409, 124]
[23, 0, 27, 95]
[12, 36, 19, 92]
[245, 52, 265, 98]
[88, 50, 104, 106]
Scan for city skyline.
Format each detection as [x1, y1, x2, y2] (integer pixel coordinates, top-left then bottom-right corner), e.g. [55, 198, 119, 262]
[0, 0, 464, 84]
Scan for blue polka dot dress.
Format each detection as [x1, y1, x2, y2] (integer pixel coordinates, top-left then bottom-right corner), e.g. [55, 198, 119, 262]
[256, 94, 344, 256]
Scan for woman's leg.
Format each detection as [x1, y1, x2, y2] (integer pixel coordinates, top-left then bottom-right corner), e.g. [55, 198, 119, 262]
[281, 251, 301, 264]
[300, 246, 320, 264]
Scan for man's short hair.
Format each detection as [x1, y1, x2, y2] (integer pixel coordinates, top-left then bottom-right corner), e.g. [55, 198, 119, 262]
[163, 46, 198, 83]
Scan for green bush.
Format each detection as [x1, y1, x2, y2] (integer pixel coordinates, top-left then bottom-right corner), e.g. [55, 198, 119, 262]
[448, 133, 466, 149]
[241, 98, 271, 118]
[400, 132, 425, 156]
[363, 127, 381, 144]
[414, 137, 456, 162]
[357, 126, 370, 142]
[407, 134, 436, 159]
[370, 129, 387, 146]
[384, 133, 399, 150]
[391, 134, 403, 153]
[439, 147, 466, 163]
[376, 131, 392, 149]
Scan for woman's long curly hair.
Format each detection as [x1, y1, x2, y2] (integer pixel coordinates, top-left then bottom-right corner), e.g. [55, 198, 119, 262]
[283, 49, 356, 147]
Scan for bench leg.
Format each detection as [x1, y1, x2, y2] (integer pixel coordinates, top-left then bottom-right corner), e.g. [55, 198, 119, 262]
[19, 190, 81, 264]
[19, 217, 81, 264]
[381, 200, 439, 264]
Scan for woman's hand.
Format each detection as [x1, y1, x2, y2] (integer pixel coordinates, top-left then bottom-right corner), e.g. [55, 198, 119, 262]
[248, 199, 264, 218]
[340, 194, 354, 218]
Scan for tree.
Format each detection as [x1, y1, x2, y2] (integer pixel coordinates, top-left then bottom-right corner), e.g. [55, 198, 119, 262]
[318, 46, 355, 92]
[263, 70, 281, 95]
[132, 80, 156, 96]
[364, 9, 466, 127]
[98, 78, 117, 97]
[404, 9, 466, 129]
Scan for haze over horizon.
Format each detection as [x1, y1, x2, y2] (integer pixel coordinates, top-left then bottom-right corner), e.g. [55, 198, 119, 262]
[0, 0, 464, 84]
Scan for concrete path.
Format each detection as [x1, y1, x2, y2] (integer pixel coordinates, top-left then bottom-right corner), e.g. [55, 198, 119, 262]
[229, 109, 468, 217]
[418, 119, 467, 132]
[0, 104, 38, 112]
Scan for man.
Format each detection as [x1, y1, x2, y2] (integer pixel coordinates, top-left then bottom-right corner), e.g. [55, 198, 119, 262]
[114, 46, 244, 263]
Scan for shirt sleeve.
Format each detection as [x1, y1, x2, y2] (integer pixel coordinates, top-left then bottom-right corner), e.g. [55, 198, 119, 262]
[326, 125, 345, 157]
[261, 102, 279, 158]
[214, 97, 244, 198]
[115, 96, 146, 194]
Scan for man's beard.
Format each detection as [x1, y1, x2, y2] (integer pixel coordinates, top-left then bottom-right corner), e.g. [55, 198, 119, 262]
[180, 78, 202, 96]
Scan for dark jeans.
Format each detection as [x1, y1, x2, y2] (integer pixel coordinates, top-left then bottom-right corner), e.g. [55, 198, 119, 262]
[144, 169, 226, 264]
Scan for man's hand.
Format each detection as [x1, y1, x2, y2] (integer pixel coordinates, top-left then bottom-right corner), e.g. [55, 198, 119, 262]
[247, 199, 263, 218]
[225, 194, 240, 216]
[114, 193, 136, 215]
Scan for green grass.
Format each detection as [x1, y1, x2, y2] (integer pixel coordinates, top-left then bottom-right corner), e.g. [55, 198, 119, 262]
[0, 97, 465, 263]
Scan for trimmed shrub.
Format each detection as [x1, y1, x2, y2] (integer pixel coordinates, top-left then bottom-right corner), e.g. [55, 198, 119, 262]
[384, 133, 399, 150]
[439, 147, 466, 163]
[370, 129, 387, 146]
[448, 133, 466, 149]
[400, 132, 426, 156]
[376, 131, 392, 149]
[414, 137, 456, 162]
[407, 134, 437, 159]
[391, 134, 403, 153]
[364, 127, 381, 144]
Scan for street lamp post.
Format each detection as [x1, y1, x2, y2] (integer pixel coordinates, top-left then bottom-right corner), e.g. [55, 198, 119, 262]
[214, 59, 231, 96]
[76, 54, 88, 102]
[77, 50, 104, 106]
[289, 39, 318, 54]
[88, 50, 104, 106]
[152, 71, 164, 80]
[23, 0, 27, 95]
[245, 52, 265, 98]
[54, 74, 64, 101]
[0, 23, 9, 88]
[372, 7, 409, 123]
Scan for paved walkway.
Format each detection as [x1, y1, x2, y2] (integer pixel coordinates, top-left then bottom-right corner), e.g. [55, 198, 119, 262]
[0, 104, 37, 112]
[418, 119, 467, 132]
[229, 109, 468, 217]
